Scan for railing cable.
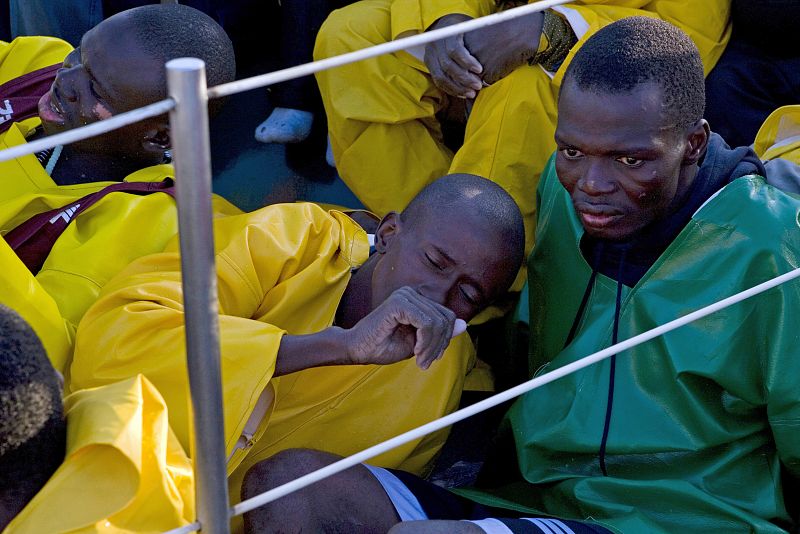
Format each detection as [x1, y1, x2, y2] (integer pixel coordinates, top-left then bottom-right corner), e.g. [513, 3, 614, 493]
[0, 99, 174, 164]
[207, 0, 573, 99]
[226, 266, 800, 521]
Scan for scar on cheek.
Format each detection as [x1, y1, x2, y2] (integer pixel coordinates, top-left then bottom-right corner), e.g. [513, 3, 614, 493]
[93, 102, 113, 120]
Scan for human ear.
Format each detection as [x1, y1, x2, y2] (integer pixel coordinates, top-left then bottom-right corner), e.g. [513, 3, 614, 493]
[373, 212, 402, 254]
[683, 119, 710, 165]
[141, 122, 171, 158]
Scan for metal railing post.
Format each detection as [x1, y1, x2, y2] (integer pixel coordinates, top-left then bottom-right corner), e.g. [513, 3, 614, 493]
[166, 58, 230, 534]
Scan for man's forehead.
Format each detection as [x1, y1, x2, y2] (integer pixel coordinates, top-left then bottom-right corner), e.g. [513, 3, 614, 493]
[416, 211, 502, 258]
[560, 80, 666, 115]
[84, 14, 156, 65]
[83, 20, 165, 97]
[557, 82, 675, 145]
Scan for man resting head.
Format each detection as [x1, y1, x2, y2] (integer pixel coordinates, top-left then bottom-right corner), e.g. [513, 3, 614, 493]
[320, 172, 526, 372]
[71, 173, 525, 484]
[35, 3, 235, 184]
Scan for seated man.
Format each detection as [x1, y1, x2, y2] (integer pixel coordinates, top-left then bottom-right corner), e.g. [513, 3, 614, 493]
[0, 3, 240, 371]
[70, 173, 524, 504]
[0, 303, 196, 532]
[246, 17, 800, 534]
[314, 0, 730, 265]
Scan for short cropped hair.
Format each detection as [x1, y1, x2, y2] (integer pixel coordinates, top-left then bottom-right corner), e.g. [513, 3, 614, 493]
[401, 174, 526, 274]
[0, 305, 65, 523]
[562, 16, 705, 129]
[125, 3, 236, 89]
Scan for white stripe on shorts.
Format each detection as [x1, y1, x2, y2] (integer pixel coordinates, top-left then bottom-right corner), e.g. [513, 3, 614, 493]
[466, 517, 580, 534]
[526, 518, 577, 534]
[363, 464, 428, 521]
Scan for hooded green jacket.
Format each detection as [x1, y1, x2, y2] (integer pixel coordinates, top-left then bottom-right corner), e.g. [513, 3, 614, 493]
[457, 155, 800, 533]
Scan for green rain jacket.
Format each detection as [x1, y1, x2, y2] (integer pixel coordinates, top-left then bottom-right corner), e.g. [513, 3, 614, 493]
[457, 155, 800, 533]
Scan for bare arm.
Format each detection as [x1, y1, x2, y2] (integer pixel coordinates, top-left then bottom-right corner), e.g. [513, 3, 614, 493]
[275, 287, 467, 375]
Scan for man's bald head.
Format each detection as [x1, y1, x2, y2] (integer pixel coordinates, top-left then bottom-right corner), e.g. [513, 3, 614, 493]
[365, 174, 524, 322]
[39, 3, 236, 176]
[0, 305, 65, 529]
[401, 174, 526, 274]
[119, 3, 236, 92]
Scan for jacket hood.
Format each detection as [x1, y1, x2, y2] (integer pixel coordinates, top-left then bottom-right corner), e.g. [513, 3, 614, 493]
[699, 132, 765, 189]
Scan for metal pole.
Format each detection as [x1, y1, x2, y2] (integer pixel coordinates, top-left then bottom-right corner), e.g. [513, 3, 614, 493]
[166, 58, 230, 534]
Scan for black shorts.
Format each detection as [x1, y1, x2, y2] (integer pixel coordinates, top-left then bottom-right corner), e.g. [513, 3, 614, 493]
[364, 464, 612, 534]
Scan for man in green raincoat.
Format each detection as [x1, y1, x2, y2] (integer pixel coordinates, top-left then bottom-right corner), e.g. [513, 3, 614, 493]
[238, 16, 800, 534]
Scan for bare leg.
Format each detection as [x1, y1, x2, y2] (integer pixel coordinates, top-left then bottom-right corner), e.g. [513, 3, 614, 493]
[241, 448, 401, 533]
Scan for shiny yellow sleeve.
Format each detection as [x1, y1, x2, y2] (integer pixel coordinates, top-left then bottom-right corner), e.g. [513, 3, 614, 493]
[0, 36, 71, 85]
[754, 105, 800, 164]
[551, 0, 730, 86]
[388, 0, 729, 70]
[70, 204, 368, 460]
[390, 0, 495, 39]
[5, 375, 195, 534]
[0, 236, 72, 372]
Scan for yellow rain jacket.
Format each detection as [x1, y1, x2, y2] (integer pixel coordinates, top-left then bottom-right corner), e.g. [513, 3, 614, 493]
[0, 108, 241, 373]
[755, 105, 800, 165]
[0, 236, 71, 371]
[315, 0, 731, 263]
[5, 375, 195, 534]
[0, 161, 241, 358]
[71, 202, 476, 484]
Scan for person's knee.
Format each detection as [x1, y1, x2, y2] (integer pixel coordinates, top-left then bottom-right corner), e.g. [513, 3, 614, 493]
[389, 520, 484, 533]
[471, 65, 554, 121]
[314, 0, 392, 60]
[242, 449, 346, 533]
[242, 449, 400, 534]
[241, 448, 340, 500]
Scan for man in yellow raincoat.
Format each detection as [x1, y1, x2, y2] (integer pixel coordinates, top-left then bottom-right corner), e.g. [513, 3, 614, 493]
[71, 174, 525, 510]
[0, 3, 240, 372]
[315, 0, 731, 264]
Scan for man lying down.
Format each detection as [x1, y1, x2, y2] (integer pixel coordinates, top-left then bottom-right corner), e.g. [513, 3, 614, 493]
[69, 173, 525, 509]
